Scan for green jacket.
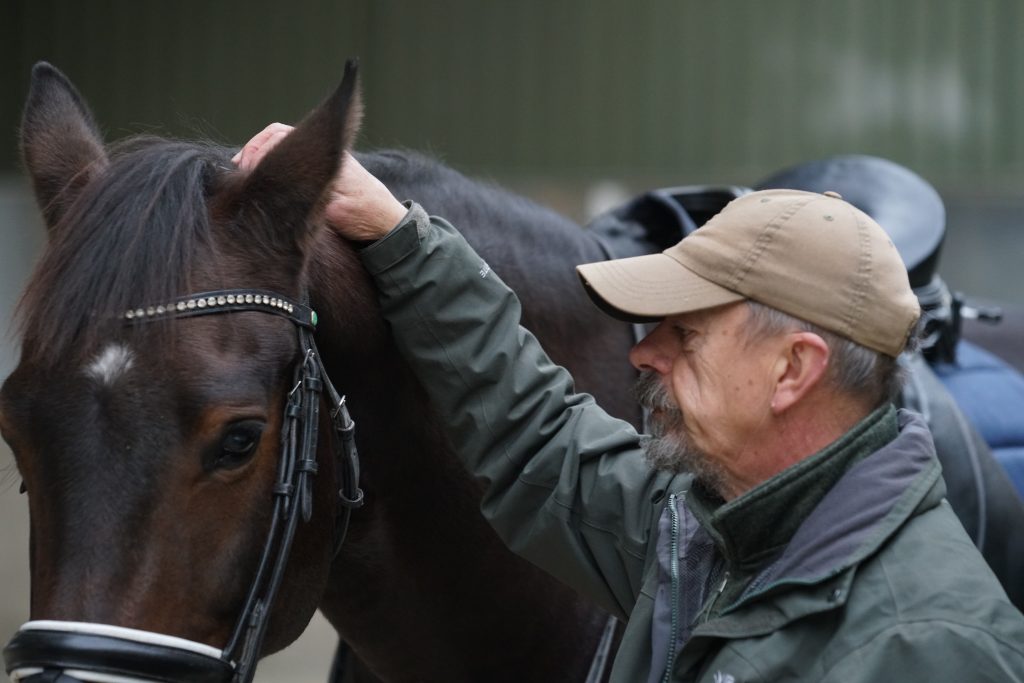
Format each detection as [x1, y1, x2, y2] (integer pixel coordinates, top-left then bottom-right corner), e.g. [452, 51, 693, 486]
[359, 204, 1024, 682]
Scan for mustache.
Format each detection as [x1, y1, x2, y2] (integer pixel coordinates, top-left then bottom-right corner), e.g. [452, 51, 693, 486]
[632, 370, 678, 413]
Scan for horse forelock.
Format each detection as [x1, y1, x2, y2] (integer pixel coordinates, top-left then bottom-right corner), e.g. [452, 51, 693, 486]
[17, 136, 238, 366]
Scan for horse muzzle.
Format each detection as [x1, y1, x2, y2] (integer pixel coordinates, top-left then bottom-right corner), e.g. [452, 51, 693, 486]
[4, 621, 234, 683]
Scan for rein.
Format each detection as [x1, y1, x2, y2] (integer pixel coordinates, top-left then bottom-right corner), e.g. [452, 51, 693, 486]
[4, 288, 364, 683]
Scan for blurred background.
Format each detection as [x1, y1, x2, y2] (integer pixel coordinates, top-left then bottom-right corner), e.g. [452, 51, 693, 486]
[1, 1, 1022, 681]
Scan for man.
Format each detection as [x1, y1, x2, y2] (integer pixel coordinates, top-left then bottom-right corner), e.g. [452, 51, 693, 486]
[236, 131, 1024, 681]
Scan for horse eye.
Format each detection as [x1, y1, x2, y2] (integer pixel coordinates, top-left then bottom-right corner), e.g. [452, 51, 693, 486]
[212, 421, 265, 471]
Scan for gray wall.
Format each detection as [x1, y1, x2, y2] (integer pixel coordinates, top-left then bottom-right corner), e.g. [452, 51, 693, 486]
[0, 181, 43, 677]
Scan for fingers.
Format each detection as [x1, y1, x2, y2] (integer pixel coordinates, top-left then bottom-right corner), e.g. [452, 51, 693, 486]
[232, 129, 406, 240]
[335, 152, 371, 187]
[324, 152, 409, 241]
[232, 122, 294, 171]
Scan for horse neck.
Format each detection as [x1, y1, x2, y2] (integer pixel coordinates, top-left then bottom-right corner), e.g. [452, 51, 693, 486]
[303, 234, 605, 681]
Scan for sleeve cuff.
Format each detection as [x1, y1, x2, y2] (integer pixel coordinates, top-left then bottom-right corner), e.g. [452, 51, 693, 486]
[359, 201, 432, 275]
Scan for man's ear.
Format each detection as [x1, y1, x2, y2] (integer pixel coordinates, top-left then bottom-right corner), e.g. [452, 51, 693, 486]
[20, 62, 109, 232]
[770, 332, 831, 414]
[235, 59, 363, 255]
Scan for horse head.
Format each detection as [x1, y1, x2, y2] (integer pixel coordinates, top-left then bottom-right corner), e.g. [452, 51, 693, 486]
[1, 61, 367, 681]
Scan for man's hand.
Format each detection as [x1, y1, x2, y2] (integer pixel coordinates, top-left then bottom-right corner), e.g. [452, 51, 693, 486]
[233, 123, 408, 241]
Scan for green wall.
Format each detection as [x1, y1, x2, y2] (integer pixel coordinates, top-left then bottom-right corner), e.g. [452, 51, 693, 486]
[5, 0, 1024, 190]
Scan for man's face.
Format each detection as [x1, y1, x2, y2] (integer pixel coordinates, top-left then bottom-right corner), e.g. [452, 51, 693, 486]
[629, 302, 784, 498]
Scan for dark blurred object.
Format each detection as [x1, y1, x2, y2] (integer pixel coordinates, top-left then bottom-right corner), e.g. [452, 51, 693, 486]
[586, 185, 749, 260]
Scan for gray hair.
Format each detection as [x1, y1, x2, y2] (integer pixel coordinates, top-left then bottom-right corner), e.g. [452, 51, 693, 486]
[742, 300, 912, 407]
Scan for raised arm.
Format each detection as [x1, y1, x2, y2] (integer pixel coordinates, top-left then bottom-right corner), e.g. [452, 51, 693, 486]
[236, 126, 681, 616]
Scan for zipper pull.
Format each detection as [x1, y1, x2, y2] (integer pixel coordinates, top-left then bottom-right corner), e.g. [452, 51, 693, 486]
[701, 570, 731, 624]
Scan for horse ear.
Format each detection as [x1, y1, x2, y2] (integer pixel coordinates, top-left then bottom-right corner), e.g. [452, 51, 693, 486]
[20, 62, 109, 231]
[238, 59, 363, 250]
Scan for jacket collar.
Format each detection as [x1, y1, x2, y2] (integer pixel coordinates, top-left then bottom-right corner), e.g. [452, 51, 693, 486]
[695, 410, 944, 638]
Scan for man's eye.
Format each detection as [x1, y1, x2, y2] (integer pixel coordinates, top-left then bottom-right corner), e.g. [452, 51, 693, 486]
[672, 326, 694, 342]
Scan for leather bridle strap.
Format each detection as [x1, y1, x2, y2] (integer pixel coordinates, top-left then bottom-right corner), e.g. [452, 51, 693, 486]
[162, 289, 363, 682]
[3, 288, 364, 683]
[123, 289, 363, 546]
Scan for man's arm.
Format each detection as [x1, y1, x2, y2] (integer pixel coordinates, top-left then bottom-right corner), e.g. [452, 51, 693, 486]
[235, 127, 678, 616]
[360, 204, 675, 617]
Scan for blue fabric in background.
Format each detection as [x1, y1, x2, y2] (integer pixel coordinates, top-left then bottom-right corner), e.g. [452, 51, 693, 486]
[934, 341, 1024, 497]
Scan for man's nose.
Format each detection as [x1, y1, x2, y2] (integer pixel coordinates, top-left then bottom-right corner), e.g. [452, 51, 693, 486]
[629, 326, 672, 375]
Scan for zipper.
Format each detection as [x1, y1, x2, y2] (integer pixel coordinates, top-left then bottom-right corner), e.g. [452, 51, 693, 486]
[661, 493, 682, 683]
[702, 571, 731, 623]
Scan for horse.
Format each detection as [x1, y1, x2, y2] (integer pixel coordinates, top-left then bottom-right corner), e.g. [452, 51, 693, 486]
[1, 62, 635, 682]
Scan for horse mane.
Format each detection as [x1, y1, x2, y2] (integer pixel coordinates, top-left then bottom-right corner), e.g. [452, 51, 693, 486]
[17, 136, 234, 366]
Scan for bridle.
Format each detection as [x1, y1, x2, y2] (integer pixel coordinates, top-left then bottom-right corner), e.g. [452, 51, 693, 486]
[4, 288, 364, 683]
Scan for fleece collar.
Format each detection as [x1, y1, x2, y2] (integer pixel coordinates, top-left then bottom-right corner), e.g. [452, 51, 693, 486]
[688, 404, 899, 572]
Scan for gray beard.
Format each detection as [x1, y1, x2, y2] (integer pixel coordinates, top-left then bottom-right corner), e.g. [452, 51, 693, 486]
[633, 370, 729, 495]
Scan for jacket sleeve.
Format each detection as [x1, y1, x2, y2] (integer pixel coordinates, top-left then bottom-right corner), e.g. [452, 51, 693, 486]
[820, 620, 1024, 683]
[359, 203, 678, 619]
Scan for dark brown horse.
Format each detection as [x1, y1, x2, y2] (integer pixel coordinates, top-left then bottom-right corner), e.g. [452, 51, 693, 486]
[1, 63, 635, 682]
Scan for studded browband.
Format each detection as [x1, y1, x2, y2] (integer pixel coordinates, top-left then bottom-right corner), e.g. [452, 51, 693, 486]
[124, 288, 318, 329]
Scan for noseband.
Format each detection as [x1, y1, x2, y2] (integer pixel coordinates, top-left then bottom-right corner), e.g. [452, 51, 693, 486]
[4, 289, 364, 683]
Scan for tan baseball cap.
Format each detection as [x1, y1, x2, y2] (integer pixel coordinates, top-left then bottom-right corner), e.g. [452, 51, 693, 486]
[576, 189, 921, 357]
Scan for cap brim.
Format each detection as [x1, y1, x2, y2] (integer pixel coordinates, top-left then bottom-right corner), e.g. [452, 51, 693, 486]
[576, 253, 745, 323]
